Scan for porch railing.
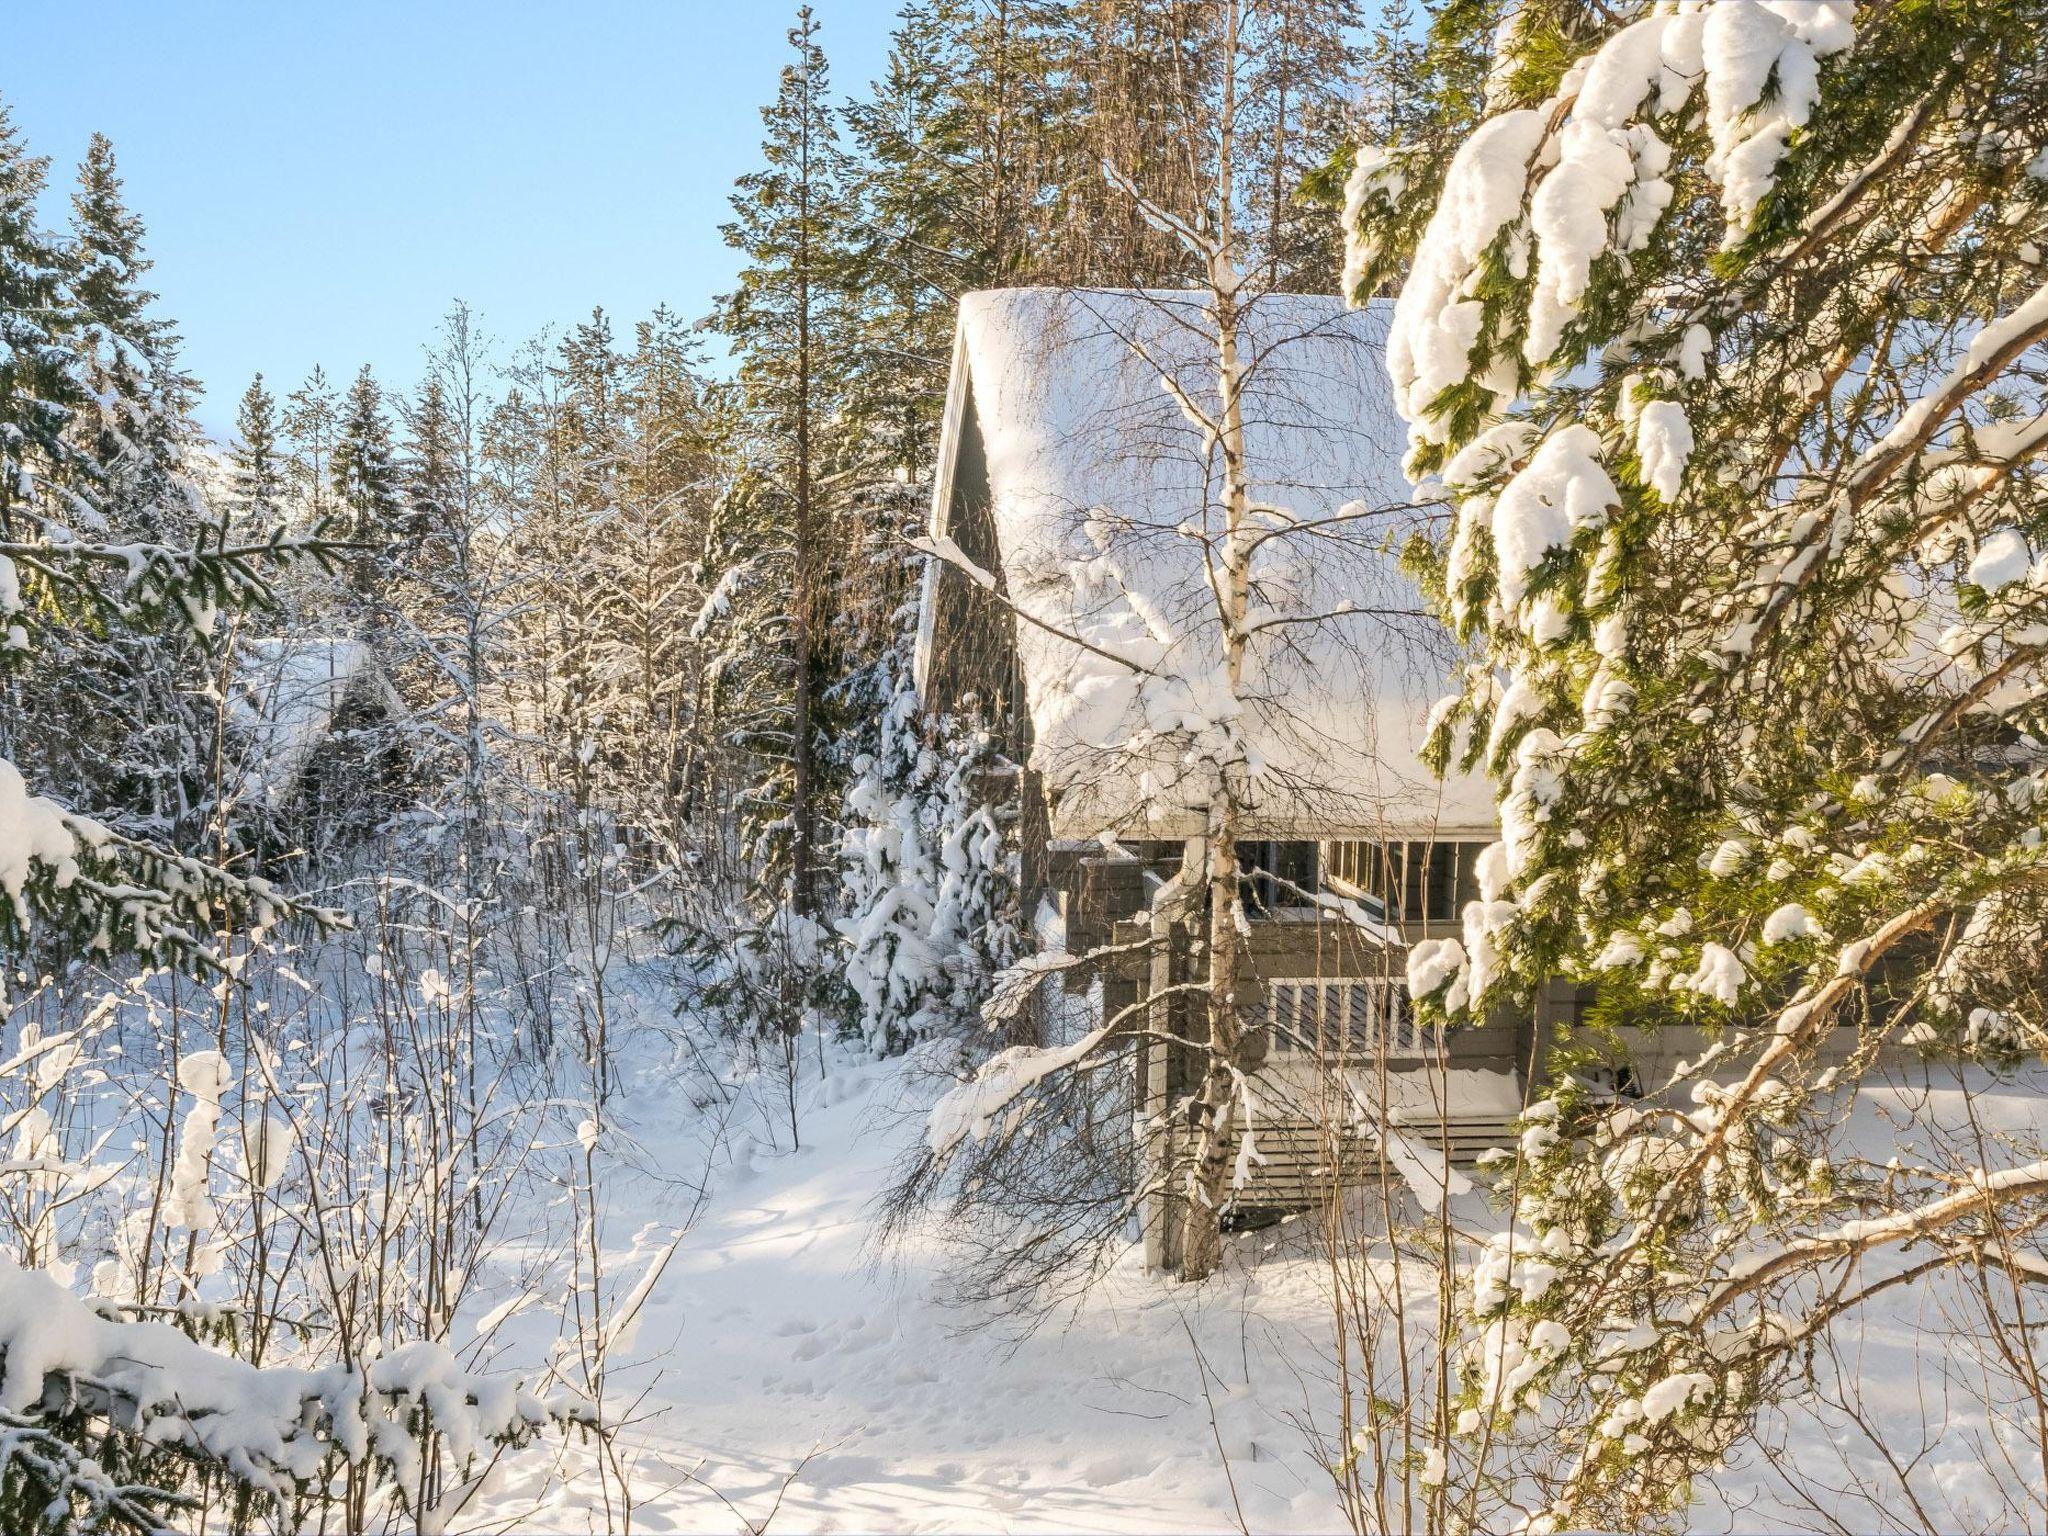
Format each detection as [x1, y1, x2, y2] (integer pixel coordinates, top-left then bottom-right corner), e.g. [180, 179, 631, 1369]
[1255, 976, 1442, 1058]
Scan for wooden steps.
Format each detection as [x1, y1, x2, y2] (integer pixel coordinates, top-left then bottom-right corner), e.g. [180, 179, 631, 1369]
[1173, 1110, 1518, 1214]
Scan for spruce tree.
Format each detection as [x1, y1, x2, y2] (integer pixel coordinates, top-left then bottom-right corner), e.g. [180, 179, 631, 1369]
[284, 363, 340, 525]
[1352, 0, 2048, 1523]
[67, 133, 192, 542]
[837, 2, 982, 800]
[841, 0, 972, 482]
[0, 103, 340, 964]
[838, 615, 1019, 1056]
[0, 95, 83, 541]
[551, 306, 627, 794]
[606, 306, 711, 849]
[231, 373, 288, 529]
[331, 363, 402, 593]
[4, 128, 207, 836]
[391, 302, 523, 904]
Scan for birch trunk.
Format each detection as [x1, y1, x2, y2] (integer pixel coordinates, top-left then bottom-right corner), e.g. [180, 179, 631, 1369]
[1178, 3, 1256, 1282]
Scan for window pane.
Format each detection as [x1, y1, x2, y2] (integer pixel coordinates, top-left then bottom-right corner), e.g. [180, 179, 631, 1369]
[1273, 840, 1317, 902]
[1427, 843, 1458, 921]
[1455, 842, 1482, 913]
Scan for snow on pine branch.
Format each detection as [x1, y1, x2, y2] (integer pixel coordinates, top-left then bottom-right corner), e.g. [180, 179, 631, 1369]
[0, 753, 343, 968]
[0, 522, 350, 651]
[1374, 0, 1858, 458]
[0, 1257, 591, 1531]
[1366, 0, 2048, 1028]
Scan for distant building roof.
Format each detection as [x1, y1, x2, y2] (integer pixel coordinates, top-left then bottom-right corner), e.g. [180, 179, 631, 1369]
[916, 287, 1496, 840]
[232, 638, 381, 806]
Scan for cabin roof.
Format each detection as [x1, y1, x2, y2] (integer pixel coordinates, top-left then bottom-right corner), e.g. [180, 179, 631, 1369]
[232, 638, 381, 806]
[915, 286, 1496, 841]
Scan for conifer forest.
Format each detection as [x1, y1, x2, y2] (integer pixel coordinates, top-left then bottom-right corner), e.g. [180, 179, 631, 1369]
[2, 1, 2047, 1530]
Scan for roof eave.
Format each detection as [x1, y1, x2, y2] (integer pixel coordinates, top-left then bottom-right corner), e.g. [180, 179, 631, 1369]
[912, 319, 975, 703]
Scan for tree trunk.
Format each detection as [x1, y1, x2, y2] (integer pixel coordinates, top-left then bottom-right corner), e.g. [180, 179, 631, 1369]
[1176, 10, 1255, 1281]
[790, 31, 819, 928]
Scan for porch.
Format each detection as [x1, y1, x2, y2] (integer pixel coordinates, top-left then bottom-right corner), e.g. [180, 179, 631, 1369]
[1041, 838, 1563, 1253]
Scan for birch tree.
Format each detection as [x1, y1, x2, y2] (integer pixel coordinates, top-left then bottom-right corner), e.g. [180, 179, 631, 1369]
[910, 0, 1430, 1285]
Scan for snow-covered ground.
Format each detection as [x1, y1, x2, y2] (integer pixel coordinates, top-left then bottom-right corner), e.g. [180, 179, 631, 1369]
[494, 1048, 1351, 1533]
[474, 1034, 2048, 1534]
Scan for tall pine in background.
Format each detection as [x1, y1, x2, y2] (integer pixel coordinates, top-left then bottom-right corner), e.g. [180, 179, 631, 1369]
[704, 5, 856, 952]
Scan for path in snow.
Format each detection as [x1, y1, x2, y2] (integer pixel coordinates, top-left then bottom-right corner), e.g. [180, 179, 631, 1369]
[516, 1052, 1349, 1534]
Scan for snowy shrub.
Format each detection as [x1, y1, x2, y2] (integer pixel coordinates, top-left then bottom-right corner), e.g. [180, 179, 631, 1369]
[0, 1256, 587, 1535]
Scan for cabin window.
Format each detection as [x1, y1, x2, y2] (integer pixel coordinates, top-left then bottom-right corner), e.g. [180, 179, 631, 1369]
[1321, 840, 1485, 924]
[1237, 840, 1319, 914]
[1121, 840, 1189, 885]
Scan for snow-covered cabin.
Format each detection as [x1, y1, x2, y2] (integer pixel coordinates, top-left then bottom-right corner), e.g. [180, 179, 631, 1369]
[915, 289, 1580, 1235]
[232, 638, 405, 840]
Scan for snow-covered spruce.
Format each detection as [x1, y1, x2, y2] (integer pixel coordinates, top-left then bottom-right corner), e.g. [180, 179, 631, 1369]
[838, 628, 1019, 1057]
[1351, 0, 2048, 1527]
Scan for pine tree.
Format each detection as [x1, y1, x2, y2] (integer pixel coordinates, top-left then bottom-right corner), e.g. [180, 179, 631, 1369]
[1057, 0, 1368, 290]
[1354, 0, 2048, 1523]
[952, 0, 1088, 282]
[1068, 1, 1221, 286]
[1237, 0, 1365, 290]
[708, 4, 857, 934]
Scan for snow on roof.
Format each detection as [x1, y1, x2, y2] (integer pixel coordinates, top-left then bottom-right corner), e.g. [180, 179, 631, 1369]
[232, 638, 376, 806]
[920, 287, 1497, 840]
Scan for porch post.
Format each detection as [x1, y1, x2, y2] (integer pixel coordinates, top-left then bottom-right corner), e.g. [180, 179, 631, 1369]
[1140, 837, 1207, 1272]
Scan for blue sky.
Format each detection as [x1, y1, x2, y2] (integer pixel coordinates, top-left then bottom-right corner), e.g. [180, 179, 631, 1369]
[10, 1, 901, 435]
